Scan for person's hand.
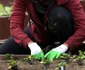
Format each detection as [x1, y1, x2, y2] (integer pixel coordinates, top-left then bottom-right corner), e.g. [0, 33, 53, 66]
[44, 44, 68, 62]
[28, 42, 44, 60]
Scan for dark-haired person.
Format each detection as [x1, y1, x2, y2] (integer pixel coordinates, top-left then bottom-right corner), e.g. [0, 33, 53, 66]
[0, 0, 85, 62]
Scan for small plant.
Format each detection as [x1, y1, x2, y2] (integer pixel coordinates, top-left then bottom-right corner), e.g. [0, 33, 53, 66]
[72, 50, 85, 61]
[60, 53, 70, 59]
[41, 58, 50, 63]
[55, 61, 67, 70]
[40, 58, 51, 69]
[23, 57, 29, 62]
[8, 59, 18, 70]
[71, 50, 85, 65]
[59, 53, 70, 63]
[22, 55, 34, 65]
[5, 54, 14, 59]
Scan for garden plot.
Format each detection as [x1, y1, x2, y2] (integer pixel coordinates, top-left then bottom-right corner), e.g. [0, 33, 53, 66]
[0, 50, 85, 70]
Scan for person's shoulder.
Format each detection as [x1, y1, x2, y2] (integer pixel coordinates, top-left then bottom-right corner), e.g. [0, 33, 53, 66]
[56, 0, 71, 5]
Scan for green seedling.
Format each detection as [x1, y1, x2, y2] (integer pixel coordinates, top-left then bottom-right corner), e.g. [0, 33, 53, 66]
[5, 54, 14, 59]
[8, 59, 18, 70]
[71, 50, 85, 65]
[22, 55, 34, 65]
[60, 53, 70, 59]
[8, 60, 17, 66]
[77, 50, 85, 65]
[23, 57, 29, 62]
[55, 61, 67, 70]
[41, 58, 51, 69]
[41, 58, 50, 63]
[59, 53, 70, 63]
[72, 50, 85, 61]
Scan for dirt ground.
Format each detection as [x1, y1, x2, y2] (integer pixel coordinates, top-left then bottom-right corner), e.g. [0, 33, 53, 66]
[0, 58, 85, 70]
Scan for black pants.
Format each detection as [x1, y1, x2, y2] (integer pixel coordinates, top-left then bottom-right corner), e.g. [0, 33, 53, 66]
[0, 6, 74, 54]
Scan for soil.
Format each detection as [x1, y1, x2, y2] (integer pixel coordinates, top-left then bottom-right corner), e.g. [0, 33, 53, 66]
[0, 55, 85, 70]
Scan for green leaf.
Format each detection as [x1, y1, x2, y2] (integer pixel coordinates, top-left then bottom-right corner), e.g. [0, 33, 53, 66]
[8, 60, 17, 66]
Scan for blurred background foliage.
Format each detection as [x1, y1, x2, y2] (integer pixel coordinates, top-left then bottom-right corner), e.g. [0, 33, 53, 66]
[0, 4, 12, 16]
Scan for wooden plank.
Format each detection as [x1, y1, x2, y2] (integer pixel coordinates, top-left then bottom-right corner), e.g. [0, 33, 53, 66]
[0, 54, 28, 60]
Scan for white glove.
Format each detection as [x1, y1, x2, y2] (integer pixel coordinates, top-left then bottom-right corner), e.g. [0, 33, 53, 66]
[53, 44, 68, 53]
[28, 42, 42, 55]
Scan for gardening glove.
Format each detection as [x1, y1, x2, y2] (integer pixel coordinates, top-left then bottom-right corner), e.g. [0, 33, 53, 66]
[44, 44, 68, 62]
[28, 42, 44, 60]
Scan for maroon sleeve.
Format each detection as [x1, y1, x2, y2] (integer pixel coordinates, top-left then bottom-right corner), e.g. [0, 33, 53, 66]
[10, 0, 31, 47]
[64, 0, 85, 49]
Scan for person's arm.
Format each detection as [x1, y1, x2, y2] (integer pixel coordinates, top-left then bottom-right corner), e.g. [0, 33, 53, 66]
[10, 0, 32, 47]
[44, 0, 85, 61]
[58, 0, 85, 49]
[10, 0, 44, 59]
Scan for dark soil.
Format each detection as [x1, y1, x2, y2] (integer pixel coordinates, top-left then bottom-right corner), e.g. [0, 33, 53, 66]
[0, 55, 85, 70]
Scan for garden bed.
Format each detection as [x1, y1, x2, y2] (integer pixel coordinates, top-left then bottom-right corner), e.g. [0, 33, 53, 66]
[1, 58, 85, 70]
[0, 51, 85, 70]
